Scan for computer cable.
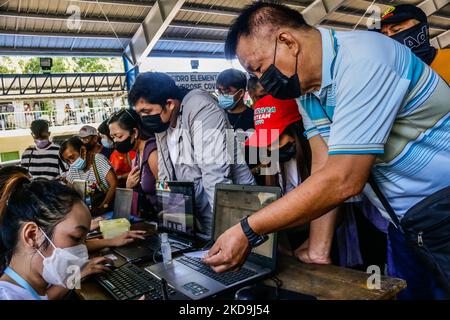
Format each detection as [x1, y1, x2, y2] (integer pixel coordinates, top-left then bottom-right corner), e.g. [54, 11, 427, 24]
[152, 244, 162, 264]
[269, 276, 283, 299]
[160, 278, 169, 300]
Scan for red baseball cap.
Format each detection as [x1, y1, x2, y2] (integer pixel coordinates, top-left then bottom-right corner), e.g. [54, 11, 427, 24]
[245, 95, 302, 148]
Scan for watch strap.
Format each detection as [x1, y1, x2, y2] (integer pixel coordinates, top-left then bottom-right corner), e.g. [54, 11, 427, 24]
[240, 216, 267, 248]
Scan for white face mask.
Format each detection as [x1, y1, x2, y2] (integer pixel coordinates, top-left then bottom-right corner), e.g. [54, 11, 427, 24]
[36, 229, 89, 289]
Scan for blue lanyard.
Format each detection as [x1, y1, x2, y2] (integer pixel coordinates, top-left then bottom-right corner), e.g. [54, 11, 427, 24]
[330, 29, 338, 81]
[317, 29, 339, 123]
[3, 267, 43, 300]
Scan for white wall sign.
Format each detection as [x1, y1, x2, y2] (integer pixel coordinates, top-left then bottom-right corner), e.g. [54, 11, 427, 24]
[168, 73, 219, 92]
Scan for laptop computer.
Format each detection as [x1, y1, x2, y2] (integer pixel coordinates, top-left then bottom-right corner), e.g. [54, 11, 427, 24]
[145, 184, 281, 300]
[113, 181, 197, 263]
[73, 179, 87, 201]
[112, 188, 133, 220]
[87, 188, 135, 239]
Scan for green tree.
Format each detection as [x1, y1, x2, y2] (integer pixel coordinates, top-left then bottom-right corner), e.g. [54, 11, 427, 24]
[20, 57, 41, 74]
[73, 58, 111, 73]
[0, 57, 16, 73]
[6, 57, 123, 74]
[51, 58, 72, 73]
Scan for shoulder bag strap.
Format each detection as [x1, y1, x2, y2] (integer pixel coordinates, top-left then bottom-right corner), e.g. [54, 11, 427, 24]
[92, 156, 108, 193]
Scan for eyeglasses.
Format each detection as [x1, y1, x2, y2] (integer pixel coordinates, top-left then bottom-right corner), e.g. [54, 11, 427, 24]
[110, 108, 138, 123]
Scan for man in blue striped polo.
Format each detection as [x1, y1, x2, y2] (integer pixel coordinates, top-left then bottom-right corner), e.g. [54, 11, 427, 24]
[204, 2, 450, 299]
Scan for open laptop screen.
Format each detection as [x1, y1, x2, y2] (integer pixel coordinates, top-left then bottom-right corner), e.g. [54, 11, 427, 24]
[213, 186, 280, 260]
[113, 188, 133, 219]
[156, 182, 195, 238]
[73, 180, 86, 201]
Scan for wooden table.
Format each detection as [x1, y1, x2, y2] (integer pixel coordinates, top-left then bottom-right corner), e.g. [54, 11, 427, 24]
[76, 252, 406, 300]
[264, 255, 406, 300]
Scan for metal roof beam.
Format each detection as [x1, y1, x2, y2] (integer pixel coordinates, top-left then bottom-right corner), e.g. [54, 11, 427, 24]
[169, 21, 229, 32]
[283, 1, 308, 10]
[0, 46, 123, 56]
[67, 0, 154, 7]
[70, 1, 304, 15]
[180, 3, 240, 17]
[124, 0, 185, 66]
[0, 11, 142, 25]
[0, 29, 131, 39]
[431, 29, 450, 49]
[149, 50, 224, 58]
[0, 29, 230, 43]
[332, 6, 448, 32]
[180, 1, 306, 16]
[418, 0, 448, 16]
[159, 36, 225, 44]
[374, 0, 448, 15]
[302, 0, 347, 25]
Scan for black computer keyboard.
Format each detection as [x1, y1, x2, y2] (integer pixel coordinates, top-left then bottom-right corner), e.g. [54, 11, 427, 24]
[96, 263, 178, 300]
[178, 256, 258, 286]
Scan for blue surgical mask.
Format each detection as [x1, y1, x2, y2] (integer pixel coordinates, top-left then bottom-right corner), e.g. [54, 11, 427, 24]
[218, 94, 238, 110]
[218, 90, 244, 111]
[71, 157, 86, 170]
[101, 139, 114, 149]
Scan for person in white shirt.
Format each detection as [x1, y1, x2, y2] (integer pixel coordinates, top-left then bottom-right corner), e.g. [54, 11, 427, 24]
[0, 172, 111, 300]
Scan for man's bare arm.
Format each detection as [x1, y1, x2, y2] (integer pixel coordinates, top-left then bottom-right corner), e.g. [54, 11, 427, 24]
[204, 150, 376, 272]
[298, 135, 338, 264]
[248, 152, 375, 235]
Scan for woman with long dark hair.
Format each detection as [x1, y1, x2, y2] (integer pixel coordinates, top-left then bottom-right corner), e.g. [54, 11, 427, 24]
[0, 172, 110, 300]
[108, 109, 158, 218]
[98, 119, 136, 188]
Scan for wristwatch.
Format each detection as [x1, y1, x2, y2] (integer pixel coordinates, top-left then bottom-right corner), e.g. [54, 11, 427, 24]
[240, 216, 269, 248]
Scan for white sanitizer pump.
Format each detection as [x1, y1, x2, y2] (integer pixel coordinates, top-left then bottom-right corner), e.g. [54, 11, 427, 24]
[160, 233, 172, 265]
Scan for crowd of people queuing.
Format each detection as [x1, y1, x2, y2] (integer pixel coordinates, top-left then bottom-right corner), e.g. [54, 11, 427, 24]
[0, 2, 448, 300]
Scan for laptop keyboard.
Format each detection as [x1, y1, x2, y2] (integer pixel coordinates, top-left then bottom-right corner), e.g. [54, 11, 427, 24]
[96, 263, 177, 300]
[178, 256, 258, 286]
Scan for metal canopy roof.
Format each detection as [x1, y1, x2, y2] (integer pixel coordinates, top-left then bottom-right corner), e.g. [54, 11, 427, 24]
[0, 0, 449, 60]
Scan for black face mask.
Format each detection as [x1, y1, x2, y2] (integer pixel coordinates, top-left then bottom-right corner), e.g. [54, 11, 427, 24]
[85, 141, 95, 151]
[390, 22, 437, 65]
[115, 136, 134, 154]
[278, 142, 296, 163]
[141, 114, 170, 134]
[259, 40, 302, 100]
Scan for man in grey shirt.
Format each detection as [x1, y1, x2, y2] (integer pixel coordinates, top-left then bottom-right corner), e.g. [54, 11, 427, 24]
[129, 72, 255, 239]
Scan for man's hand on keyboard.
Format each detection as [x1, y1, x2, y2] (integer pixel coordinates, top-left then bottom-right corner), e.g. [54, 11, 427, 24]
[109, 230, 147, 247]
[203, 224, 250, 273]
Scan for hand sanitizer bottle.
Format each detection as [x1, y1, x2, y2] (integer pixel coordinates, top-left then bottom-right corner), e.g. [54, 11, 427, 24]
[160, 233, 172, 265]
[85, 194, 92, 210]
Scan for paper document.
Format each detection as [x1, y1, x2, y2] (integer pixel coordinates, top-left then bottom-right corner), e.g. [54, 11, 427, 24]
[104, 254, 118, 261]
[183, 250, 210, 259]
